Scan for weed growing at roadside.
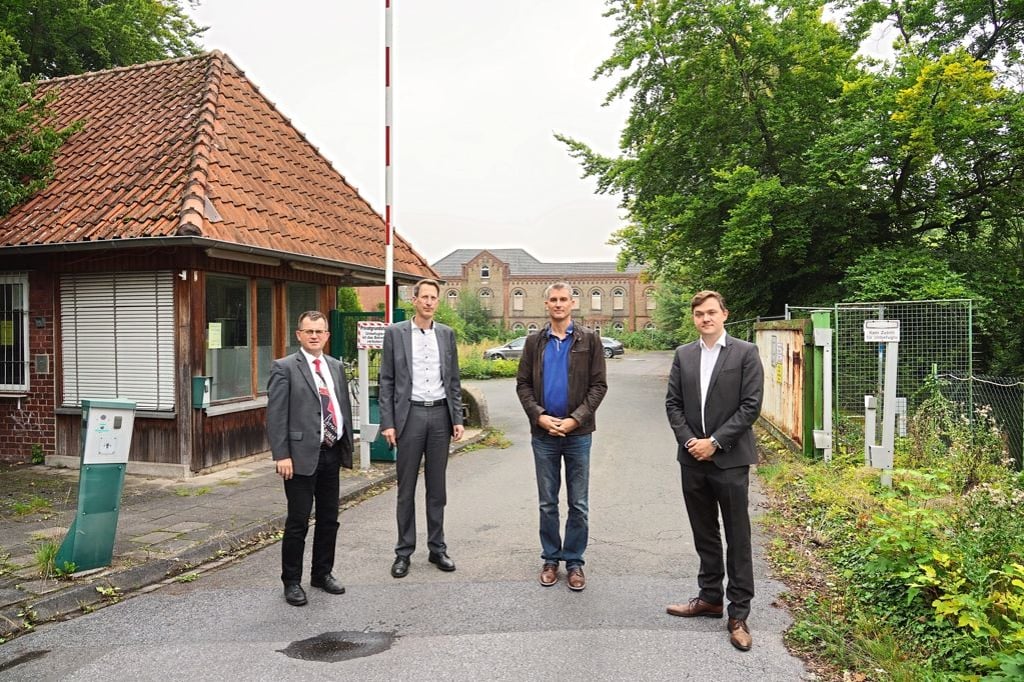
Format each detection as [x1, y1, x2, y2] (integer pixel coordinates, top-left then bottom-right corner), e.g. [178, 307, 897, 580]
[12, 495, 52, 516]
[458, 428, 511, 453]
[174, 486, 212, 497]
[760, 391, 1024, 681]
[32, 540, 58, 577]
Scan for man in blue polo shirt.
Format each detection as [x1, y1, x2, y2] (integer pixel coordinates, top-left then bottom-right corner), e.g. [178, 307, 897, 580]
[516, 282, 607, 591]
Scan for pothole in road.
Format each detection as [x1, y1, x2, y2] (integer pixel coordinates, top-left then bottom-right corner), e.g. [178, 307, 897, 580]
[278, 631, 395, 662]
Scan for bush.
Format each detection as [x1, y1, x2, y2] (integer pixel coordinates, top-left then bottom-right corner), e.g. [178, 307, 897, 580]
[460, 356, 518, 379]
[760, 389, 1024, 679]
[611, 329, 676, 350]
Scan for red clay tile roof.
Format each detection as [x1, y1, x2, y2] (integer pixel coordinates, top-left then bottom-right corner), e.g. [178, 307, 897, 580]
[0, 51, 435, 281]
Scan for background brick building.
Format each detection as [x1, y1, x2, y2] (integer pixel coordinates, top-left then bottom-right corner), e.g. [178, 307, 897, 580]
[431, 249, 654, 334]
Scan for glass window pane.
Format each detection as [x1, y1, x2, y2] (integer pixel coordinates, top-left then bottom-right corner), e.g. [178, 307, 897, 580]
[0, 280, 26, 388]
[256, 281, 274, 392]
[206, 275, 252, 401]
[285, 283, 319, 357]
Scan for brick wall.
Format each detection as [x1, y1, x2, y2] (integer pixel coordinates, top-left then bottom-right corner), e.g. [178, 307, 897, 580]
[444, 267, 654, 333]
[0, 271, 56, 463]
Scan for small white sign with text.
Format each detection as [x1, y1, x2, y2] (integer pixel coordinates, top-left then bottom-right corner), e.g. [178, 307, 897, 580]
[357, 321, 387, 350]
[863, 319, 900, 343]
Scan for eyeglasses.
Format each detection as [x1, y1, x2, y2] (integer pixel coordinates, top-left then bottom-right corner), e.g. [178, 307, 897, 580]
[298, 329, 329, 336]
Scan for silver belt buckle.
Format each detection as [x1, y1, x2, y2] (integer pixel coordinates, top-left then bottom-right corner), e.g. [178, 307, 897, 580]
[423, 399, 435, 407]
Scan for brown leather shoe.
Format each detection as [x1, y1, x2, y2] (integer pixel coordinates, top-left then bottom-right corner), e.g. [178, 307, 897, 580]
[666, 597, 724, 618]
[539, 563, 558, 586]
[728, 618, 752, 651]
[567, 567, 586, 591]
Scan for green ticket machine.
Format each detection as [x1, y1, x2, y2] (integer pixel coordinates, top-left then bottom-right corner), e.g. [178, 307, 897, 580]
[55, 398, 137, 573]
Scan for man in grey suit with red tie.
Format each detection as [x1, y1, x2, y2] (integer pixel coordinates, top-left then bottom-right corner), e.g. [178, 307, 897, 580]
[379, 278, 464, 579]
[664, 290, 764, 651]
[267, 310, 354, 606]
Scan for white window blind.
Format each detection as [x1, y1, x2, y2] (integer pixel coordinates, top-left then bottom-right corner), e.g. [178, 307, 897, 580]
[61, 272, 175, 410]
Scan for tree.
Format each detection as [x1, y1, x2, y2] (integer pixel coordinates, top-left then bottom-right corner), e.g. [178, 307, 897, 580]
[561, 0, 1024, 372]
[0, 30, 78, 215]
[451, 295, 500, 343]
[0, 0, 204, 80]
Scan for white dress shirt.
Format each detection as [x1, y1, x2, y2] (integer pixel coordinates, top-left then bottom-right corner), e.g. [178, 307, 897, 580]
[300, 348, 344, 441]
[699, 331, 727, 435]
[411, 323, 446, 402]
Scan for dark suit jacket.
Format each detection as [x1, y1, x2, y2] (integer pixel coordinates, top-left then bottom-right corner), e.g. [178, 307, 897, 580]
[378, 320, 463, 438]
[665, 335, 764, 468]
[266, 351, 355, 475]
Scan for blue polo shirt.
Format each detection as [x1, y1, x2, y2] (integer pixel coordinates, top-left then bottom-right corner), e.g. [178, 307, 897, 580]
[541, 324, 573, 418]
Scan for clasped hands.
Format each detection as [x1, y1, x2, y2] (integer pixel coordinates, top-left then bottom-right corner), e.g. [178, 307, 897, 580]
[539, 414, 578, 438]
[685, 437, 718, 461]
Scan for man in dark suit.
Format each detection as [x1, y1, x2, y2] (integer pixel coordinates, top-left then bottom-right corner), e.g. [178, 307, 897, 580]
[267, 310, 354, 606]
[664, 290, 764, 651]
[379, 278, 464, 579]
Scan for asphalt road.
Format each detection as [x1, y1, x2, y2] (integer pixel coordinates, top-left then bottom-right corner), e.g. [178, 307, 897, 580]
[0, 350, 808, 681]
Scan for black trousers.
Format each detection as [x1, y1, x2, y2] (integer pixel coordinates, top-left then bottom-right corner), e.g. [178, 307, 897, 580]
[680, 462, 754, 620]
[394, 403, 452, 557]
[281, 444, 341, 585]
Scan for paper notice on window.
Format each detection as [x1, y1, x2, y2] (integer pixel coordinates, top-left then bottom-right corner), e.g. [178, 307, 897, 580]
[0, 320, 13, 346]
[208, 322, 223, 349]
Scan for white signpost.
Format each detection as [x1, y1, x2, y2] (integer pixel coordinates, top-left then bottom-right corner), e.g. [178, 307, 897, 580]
[863, 319, 900, 487]
[356, 321, 387, 470]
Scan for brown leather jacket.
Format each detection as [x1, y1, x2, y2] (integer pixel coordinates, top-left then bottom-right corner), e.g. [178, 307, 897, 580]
[515, 323, 608, 437]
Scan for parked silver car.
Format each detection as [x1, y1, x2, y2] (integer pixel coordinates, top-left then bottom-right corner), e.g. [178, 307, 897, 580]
[483, 335, 624, 360]
[482, 336, 528, 360]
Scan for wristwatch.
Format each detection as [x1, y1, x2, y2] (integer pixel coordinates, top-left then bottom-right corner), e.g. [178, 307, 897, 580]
[710, 436, 721, 450]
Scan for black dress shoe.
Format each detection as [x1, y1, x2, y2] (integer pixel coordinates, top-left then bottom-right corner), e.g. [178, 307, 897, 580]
[284, 584, 307, 606]
[310, 574, 346, 594]
[428, 552, 456, 572]
[391, 555, 410, 578]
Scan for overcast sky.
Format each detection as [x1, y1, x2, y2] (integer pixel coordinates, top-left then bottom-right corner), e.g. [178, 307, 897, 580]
[188, 1, 631, 266]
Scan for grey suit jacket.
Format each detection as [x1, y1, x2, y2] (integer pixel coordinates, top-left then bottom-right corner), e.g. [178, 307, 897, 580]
[266, 351, 355, 475]
[665, 335, 764, 468]
[378, 320, 463, 438]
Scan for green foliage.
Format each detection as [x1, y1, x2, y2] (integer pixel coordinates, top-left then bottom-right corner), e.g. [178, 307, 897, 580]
[32, 540, 57, 577]
[842, 246, 976, 302]
[611, 329, 675, 351]
[761, 387, 1024, 678]
[336, 287, 361, 313]
[53, 560, 77, 578]
[906, 375, 1012, 492]
[452, 295, 501, 343]
[650, 274, 696, 344]
[0, 0, 204, 80]
[563, 0, 1024, 373]
[0, 31, 79, 217]
[333, 287, 363, 360]
[29, 443, 44, 465]
[459, 356, 518, 380]
[12, 495, 51, 516]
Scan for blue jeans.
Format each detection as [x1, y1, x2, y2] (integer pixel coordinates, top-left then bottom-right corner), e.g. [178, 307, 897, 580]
[532, 433, 592, 569]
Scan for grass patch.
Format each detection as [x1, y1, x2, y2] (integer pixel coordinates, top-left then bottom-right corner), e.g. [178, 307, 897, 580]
[459, 428, 512, 453]
[11, 495, 52, 516]
[173, 486, 212, 497]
